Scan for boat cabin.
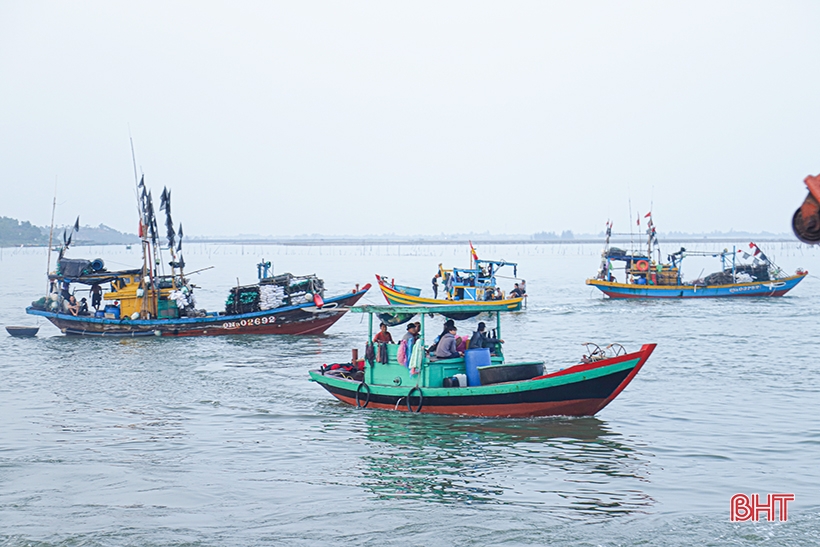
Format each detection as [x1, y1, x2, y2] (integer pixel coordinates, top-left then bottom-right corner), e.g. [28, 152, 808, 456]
[352, 304, 544, 389]
[440, 259, 519, 301]
[32, 257, 191, 320]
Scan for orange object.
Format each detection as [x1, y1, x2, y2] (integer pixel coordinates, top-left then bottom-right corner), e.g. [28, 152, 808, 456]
[793, 174, 820, 243]
[636, 260, 649, 272]
[805, 174, 820, 202]
[313, 293, 324, 307]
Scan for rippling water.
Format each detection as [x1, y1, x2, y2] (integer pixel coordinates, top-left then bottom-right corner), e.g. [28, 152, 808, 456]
[1, 242, 819, 546]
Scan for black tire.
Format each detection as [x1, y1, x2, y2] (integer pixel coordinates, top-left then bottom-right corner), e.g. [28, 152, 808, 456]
[355, 382, 370, 409]
[406, 387, 423, 413]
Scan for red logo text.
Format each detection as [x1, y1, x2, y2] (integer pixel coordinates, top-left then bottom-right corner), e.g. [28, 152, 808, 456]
[731, 494, 794, 522]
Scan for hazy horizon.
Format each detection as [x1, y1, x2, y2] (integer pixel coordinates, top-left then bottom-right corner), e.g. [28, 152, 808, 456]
[2, 2, 819, 237]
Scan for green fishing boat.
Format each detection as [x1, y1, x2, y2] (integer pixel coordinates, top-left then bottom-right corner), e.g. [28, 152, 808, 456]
[310, 304, 655, 418]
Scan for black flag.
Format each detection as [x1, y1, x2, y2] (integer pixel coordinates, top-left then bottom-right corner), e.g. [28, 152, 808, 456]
[73, 216, 80, 232]
[160, 187, 175, 249]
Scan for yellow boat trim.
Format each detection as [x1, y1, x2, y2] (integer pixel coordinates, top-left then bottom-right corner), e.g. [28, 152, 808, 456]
[378, 281, 523, 310]
[585, 273, 806, 291]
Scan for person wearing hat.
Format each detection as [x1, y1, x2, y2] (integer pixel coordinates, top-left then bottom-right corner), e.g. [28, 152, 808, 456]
[402, 322, 420, 343]
[469, 322, 504, 352]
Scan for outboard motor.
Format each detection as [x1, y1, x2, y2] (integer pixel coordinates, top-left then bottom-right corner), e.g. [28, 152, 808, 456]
[793, 174, 820, 244]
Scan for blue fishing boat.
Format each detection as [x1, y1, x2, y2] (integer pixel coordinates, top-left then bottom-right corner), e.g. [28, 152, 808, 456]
[26, 177, 370, 336]
[587, 216, 807, 299]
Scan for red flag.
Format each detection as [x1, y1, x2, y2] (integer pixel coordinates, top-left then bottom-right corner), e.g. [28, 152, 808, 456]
[637, 214, 641, 227]
[469, 241, 479, 262]
[644, 212, 652, 218]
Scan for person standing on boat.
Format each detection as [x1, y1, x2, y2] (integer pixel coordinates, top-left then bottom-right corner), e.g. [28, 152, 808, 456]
[431, 273, 440, 298]
[435, 326, 462, 359]
[60, 282, 71, 302]
[90, 283, 102, 311]
[400, 323, 420, 363]
[469, 322, 504, 352]
[445, 273, 454, 299]
[373, 323, 394, 344]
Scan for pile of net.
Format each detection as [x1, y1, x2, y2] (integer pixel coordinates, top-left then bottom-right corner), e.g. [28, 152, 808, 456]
[225, 273, 325, 315]
[259, 284, 285, 310]
[704, 264, 771, 286]
[225, 286, 260, 315]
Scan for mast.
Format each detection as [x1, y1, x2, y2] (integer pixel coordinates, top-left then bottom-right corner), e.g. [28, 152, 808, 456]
[44, 178, 57, 295]
[131, 138, 155, 319]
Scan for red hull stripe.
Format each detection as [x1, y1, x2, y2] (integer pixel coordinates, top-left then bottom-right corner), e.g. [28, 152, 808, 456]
[332, 392, 607, 417]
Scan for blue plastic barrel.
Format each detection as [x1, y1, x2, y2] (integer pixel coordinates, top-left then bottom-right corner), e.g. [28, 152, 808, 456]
[464, 348, 491, 386]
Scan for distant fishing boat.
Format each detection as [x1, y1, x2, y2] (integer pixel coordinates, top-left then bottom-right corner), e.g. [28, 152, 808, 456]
[26, 177, 369, 336]
[376, 244, 525, 317]
[587, 215, 807, 298]
[310, 303, 655, 417]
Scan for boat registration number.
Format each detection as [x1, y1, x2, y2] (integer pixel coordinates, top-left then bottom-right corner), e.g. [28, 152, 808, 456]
[222, 317, 275, 329]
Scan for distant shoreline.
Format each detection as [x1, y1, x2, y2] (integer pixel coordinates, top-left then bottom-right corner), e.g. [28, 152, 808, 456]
[131, 236, 802, 246]
[3, 236, 800, 248]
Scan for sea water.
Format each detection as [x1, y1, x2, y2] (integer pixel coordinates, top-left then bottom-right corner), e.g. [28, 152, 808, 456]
[1, 242, 819, 546]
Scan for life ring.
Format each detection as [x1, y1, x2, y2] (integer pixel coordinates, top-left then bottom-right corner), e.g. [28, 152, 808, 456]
[406, 386, 424, 413]
[355, 382, 371, 408]
[635, 260, 649, 272]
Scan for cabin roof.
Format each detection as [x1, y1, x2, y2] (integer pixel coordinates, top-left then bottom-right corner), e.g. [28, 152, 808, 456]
[351, 304, 505, 315]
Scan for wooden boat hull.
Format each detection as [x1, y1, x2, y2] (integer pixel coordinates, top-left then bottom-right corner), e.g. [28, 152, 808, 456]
[310, 344, 655, 418]
[586, 273, 806, 299]
[377, 277, 523, 311]
[26, 286, 370, 337]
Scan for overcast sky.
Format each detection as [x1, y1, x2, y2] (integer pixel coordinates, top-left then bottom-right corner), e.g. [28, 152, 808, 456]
[1, 1, 819, 237]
